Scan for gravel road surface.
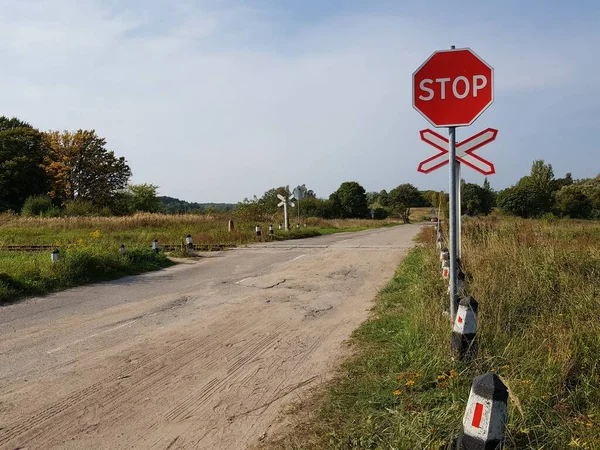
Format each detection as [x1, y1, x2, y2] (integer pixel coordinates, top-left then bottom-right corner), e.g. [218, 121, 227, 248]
[0, 224, 420, 449]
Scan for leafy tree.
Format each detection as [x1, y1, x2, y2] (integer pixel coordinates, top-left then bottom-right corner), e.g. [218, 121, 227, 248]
[497, 160, 556, 218]
[554, 175, 600, 219]
[366, 191, 379, 207]
[258, 186, 291, 213]
[43, 130, 131, 208]
[329, 181, 368, 218]
[378, 189, 390, 207]
[555, 184, 593, 219]
[461, 181, 495, 215]
[0, 117, 49, 211]
[389, 183, 422, 223]
[127, 184, 161, 213]
[305, 197, 338, 218]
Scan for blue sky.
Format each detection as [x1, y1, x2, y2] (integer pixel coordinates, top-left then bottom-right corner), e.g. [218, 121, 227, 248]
[1, 0, 599, 202]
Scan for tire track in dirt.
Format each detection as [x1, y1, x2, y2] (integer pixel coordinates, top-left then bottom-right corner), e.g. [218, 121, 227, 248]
[1, 314, 277, 449]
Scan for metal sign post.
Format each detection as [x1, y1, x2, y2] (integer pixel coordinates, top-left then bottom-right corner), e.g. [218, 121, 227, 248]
[448, 126, 458, 319]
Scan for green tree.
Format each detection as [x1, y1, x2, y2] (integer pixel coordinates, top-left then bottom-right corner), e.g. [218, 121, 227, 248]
[127, 184, 161, 213]
[329, 181, 368, 218]
[43, 130, 131, 209]
[258, 186, 291, 213]
[378, 189, 390, 207]
[461, 181, 495, 215]
[555, 184, 593, 219]
[0, 117, 49, 211]
[497, 160, 556, 218]
[389, 183, 422, 223]
[366, 191, 379, 207]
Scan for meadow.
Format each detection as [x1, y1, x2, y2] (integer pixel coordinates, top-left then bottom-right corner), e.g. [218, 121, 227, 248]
[263, 217, 600, 449]
[0, 213, 400, 303]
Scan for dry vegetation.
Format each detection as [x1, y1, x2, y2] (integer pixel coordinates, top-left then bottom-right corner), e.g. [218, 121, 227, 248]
[262, 217, 600, 449]
[0, 213, 400, 303]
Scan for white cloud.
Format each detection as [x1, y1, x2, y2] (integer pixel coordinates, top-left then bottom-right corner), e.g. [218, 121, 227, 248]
[0, 1, 598, 201]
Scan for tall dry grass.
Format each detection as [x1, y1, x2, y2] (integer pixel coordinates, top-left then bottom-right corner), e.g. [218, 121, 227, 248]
[262, 217, 600, 449]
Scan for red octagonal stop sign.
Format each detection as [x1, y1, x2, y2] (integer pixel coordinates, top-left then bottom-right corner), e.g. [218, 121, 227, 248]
[413, 48, 493, 128]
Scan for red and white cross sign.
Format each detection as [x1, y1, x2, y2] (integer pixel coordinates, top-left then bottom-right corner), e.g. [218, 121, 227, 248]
[417, 128, 498, 175]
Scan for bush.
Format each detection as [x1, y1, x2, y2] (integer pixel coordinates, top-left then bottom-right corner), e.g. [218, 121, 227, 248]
[21, 196, 58, 217]
[62, 199, 98, 217]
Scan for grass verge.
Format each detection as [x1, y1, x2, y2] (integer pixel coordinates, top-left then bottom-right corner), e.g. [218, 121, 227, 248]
[263, 218, 600, 449]
[0, 245, 172, 304]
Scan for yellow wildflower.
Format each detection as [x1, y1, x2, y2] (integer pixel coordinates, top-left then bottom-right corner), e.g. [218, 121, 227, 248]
[393, 390, 402, 396]
[89, 230, 102, 238]
[449, 370, 458, 379]
[405, 380, 415, 387]
[437, 375, 447, 382]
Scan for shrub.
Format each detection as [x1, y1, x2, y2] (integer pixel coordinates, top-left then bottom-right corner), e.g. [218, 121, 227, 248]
[21, 196, 57, 217]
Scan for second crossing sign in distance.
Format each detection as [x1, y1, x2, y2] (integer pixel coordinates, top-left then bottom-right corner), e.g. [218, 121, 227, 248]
[412, 48, 494, 128]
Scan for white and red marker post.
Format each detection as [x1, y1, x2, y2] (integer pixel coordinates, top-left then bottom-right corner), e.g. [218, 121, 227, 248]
[452, 296, 478, 359]
[457, 373, 508, 449]
[413, 46, 495, 321]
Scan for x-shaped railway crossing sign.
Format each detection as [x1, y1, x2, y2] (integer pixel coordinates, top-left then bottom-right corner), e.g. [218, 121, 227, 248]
[277, 193, 295, 208]
[417, 128, 498, 175]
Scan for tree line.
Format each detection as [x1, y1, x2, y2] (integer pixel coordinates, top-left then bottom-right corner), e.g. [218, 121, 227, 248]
[497, 160, 600, 219]
[0, 116, 162, 216]
[2, 115, 597, 220]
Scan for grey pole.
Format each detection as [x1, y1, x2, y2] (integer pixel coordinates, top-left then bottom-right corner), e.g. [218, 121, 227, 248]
[449, 125, 458, 321]
[448, 44, 458, 322]
[283, 201, 289, 231]
[457, 162, 462, 260]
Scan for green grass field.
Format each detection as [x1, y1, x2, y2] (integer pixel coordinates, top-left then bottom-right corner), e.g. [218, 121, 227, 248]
[264, 217, 600, 449]
[0, 213, 399, 303]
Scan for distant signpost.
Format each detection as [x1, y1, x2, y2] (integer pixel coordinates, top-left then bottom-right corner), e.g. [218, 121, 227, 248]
[277, 193, 295, 231]
[293, 187, 304, 226]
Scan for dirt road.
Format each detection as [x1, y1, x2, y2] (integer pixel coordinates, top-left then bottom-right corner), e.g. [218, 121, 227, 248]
[0, 224, 420, 449]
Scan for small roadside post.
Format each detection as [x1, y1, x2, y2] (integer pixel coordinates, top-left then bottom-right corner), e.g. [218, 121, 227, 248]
[457, 373, 508, 449]
[152, 239, 159, 253]
[413, 46, 495, 322]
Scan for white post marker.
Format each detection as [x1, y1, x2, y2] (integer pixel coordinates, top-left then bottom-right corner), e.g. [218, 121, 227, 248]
[228, 219, 234, 232]
[458, 373, 508, 450]
[452, 296, 478, 359]
[51, 249, 60, 263]
[152, 239, 159, 253]
[255, 225, 262, 240]
[119, 244, 126, 254]
[186, 234, 193, 247]
[269, 224, 274, 235]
